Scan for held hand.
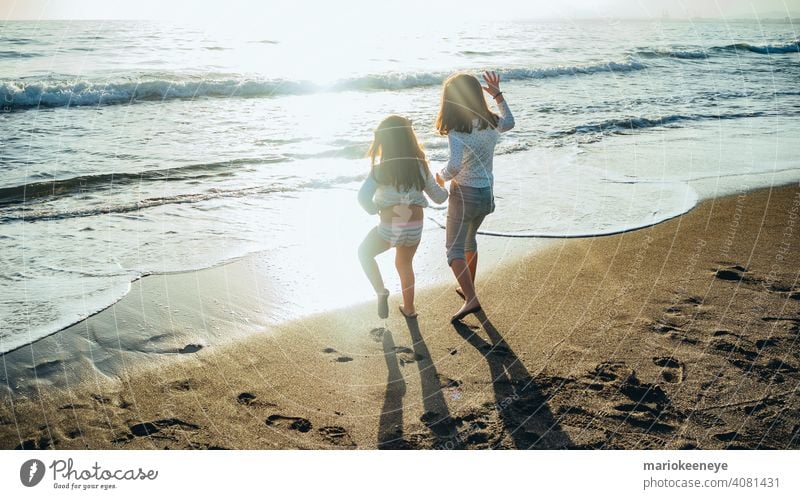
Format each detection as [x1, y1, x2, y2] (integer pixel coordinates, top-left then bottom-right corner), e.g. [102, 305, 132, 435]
[435, 172, 445, 187]
[481, 71, 501, 97]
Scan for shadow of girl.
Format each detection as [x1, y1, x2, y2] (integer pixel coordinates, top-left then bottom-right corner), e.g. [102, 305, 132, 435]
[452, 314, 573, 449]
[376, 323, 460, 449]
[377, 329, 408, 449]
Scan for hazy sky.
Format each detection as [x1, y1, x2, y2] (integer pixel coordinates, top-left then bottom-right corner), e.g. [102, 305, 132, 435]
[2, 0, 800, 21]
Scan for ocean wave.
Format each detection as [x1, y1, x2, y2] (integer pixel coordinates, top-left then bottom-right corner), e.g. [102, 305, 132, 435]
[284, 143, 369, 161]
[636, 48, 709, 59]
[555, 110, 772, 137]
[0, 157, 282, 206]
[2, 37, 36, 44]
[0, 50, 41, 59]
[715, 40, 799, 54]
[1, 187, 286, 223]
[459, 50, 505, 56]
[1, 60, 646, 110]
[0, 173, 365, 223]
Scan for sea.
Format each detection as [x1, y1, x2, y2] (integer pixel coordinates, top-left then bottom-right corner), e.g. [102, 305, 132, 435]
[1, 18, 799, 354]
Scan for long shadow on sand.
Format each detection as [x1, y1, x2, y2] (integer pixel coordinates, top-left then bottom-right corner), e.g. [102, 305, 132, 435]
[452, 313, 573, 449]
[377, 321, 459, 450]
[377, 329, 408, 449]
[405, 316, 460, 445]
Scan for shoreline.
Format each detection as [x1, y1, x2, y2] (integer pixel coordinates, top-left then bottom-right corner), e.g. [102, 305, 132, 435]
[2, 182, 799, 449]
[5, 125, 799, 362]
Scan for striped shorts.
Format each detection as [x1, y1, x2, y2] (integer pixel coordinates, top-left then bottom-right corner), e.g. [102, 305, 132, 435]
[377, 220, 424, 247]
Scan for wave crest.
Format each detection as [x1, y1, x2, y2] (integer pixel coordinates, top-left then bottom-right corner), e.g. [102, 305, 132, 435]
[555, 110, 777, 138]
[1, 60, 646, 110]
[636, 48, 708, 59]
[715, 41, 799, 54]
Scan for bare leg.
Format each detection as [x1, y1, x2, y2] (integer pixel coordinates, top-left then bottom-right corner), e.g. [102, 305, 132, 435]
[466, 251, 478, 284]
[359, 227, 391, 294]
[395, 243, 419, 316]
[450, 258, 481, 317]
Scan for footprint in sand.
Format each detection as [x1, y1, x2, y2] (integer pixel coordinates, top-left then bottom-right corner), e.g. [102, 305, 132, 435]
[28, 359, 64, 377]
[237, 392, 257, 405]
[127, 418, 200, 438]
[607, 412, 675, 434]
[437, 374, 462, 389]
[651, 320, 700, 345]
[420, 411, 457, 438]
[650, 319, 684, 334]
[687, 411, 726, 429]
[587, 361, 627, 383]
[65, 428, 84, 439]
[663, 295, 704, 317]
[744, 397, 783, 417]
[321, 347, 354, 363]
[16, 435, 57, 450]
[713, 264, 748, 282]
[113, 419, 202, 446]
[755, 337, 781, 350]
[713, 431, 738, 443]
[178, 344, 203, 354]
[369, 328, 386, 342]
[265, 414, 313, 433]
[169, 379, 195, 391]
[711, 339, 758, 360]
[393, 346, 425, 366]
[652, 356, 685, 384]
[58, 403, 91, 411]
[618, 371, 670, 407]
[712, 329, 743, 339]
[236, 392, 277, 408]
[90, 393, 112, 405]
[318, 426, 356, 447]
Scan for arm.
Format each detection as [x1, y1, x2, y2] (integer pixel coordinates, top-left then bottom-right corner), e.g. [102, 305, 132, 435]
[482, 70, 514, 132]
[357, 173, 379, 215]
[423, 169, 448, 204]
[438, 134, 465, 181]
[495, 98, 514, 132]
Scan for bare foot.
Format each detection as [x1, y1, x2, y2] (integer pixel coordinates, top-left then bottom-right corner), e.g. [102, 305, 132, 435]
[451, 298, 482, 323]
[399, 305, 417, 318]
[377, 289, 389, 319]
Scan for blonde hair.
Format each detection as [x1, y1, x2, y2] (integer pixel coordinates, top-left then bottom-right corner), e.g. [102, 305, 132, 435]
[368, 115, 430, 191]
[436, 73, 499, 135]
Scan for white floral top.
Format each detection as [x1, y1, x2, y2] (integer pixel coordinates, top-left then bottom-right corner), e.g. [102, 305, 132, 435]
[438, 100, 515, 188]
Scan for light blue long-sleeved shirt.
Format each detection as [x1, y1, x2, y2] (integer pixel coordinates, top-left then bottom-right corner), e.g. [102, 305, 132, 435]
[358, 165, 448, 215]
[438, 100, 514, 188]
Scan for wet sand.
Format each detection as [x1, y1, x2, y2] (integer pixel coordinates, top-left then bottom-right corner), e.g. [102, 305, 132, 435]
[2, 184, 799, 450]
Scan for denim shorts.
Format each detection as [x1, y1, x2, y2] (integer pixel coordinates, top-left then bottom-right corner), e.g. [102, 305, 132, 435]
[445, 184, 495, 265]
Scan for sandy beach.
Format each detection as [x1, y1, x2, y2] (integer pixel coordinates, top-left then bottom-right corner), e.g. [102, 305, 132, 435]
[2, 183, 799, 450]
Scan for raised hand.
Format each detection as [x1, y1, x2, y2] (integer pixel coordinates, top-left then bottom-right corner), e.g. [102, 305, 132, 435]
[481, 71, 501, 97]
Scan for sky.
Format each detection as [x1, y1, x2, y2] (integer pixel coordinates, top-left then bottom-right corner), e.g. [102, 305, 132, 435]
[2, 0, 800, 21]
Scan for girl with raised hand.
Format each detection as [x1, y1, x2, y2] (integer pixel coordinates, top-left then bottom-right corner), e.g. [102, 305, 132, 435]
[435, 71, 515, 323]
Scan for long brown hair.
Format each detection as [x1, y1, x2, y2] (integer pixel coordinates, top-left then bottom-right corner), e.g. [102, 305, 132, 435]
[368, 115, 429, 191]
[435, 73, 499, 135]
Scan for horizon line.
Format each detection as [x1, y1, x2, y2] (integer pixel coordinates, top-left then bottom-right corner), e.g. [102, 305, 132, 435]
[3, 15, 800, 22]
